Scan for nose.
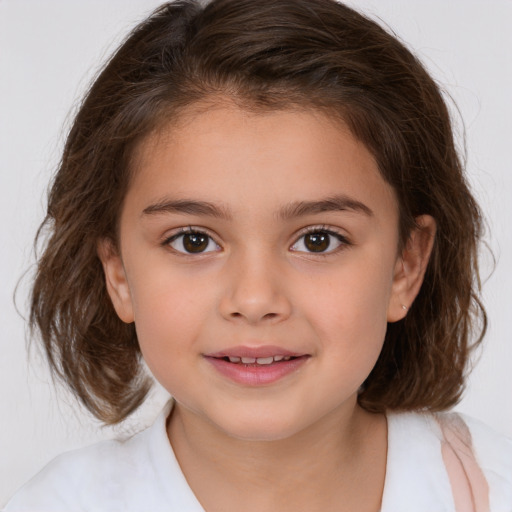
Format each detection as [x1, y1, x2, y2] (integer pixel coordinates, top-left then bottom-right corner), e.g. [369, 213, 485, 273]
[218, 251, 292, 325]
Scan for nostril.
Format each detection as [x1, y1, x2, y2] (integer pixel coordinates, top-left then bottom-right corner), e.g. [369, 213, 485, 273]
[220, 292, 292, 324]
[228, 310, 280, 323]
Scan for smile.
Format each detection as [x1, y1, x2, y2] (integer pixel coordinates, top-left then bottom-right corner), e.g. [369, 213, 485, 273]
[204, 346, 310, 386]
[223, 355, 294, 365]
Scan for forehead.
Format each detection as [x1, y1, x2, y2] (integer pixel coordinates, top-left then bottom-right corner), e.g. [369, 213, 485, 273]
[126, 104, 398, 221]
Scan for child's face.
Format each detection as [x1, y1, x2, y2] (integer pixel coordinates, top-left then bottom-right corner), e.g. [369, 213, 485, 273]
[102, 104, 416, 441]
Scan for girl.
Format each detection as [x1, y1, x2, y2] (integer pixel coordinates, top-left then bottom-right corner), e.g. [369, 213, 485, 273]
[4, 0, 512, 510]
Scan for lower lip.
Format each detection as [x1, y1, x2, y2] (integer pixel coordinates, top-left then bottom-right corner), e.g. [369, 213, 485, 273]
[205, 356, 309, 386]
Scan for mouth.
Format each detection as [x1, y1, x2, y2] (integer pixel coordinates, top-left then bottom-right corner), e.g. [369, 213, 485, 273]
[204, 347, 310, 385]
[217, 354, 299, 365]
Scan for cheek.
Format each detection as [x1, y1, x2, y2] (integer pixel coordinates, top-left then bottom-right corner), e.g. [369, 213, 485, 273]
[127, 272, 211, 372]
[301, 255, 394, 357]
[310, 256, 393, 318]
[319, 301, 388, 394]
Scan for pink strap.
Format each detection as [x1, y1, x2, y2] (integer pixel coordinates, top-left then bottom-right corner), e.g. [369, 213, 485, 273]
[436, 413, 490, 512]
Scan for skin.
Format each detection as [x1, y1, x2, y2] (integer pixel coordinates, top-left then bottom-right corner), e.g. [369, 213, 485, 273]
[99, 103, 435, 512]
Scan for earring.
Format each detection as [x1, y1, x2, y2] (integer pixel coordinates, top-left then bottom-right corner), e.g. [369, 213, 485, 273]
[401, 304, 408, 311]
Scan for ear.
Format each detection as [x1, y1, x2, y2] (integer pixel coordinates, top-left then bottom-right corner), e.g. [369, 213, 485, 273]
[387, 215, 436, 322]
[97, 238, 134, 323]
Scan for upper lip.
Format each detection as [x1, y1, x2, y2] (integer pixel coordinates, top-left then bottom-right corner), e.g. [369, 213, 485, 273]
[205, 345, 304, 359]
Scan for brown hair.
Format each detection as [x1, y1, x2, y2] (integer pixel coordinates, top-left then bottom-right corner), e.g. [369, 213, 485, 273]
[31, 0, 486, 424]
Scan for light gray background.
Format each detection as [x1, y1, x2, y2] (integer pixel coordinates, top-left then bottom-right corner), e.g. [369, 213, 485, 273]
[1, 0, 511, 505]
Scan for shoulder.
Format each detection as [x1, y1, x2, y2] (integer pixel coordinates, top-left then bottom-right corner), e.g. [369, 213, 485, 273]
[455, 412, 512, 508]
[4, 432, 150, 512]
[3, 401, 203, 512]
[382, 410, 512, 512]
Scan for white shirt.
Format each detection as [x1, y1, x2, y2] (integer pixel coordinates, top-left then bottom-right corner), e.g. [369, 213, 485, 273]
[4, 402, 512, 512]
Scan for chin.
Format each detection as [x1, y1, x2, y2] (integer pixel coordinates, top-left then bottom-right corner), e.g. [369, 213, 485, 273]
[214, 412, 309, 443]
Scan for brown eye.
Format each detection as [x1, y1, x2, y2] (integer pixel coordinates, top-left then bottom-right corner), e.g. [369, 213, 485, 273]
[183, 233, 209, 252]
[304, 232, 330, 252]
[168, 231, 220, 254]
[290, 229, 348, 254]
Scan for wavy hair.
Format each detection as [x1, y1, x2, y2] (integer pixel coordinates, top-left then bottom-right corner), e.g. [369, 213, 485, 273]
[30, 0, 486, 423]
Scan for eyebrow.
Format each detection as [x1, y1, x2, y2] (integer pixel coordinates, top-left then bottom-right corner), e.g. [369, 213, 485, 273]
[142, 199, 232, 220]
[277, 195, 374, 220]
[141, 194, 373, 220]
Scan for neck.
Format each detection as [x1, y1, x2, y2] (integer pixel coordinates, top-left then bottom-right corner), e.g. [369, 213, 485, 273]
[167, 399, 387, 512]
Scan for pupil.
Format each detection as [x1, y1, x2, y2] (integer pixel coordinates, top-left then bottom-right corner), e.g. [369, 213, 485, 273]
[183, 233, 208, 253]
[305, 232, 330, 252]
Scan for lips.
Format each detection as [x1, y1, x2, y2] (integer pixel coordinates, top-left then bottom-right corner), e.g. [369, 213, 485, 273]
[224, 354, 295, 365]
[204, 346, 309, 385]
[206, 345, 302, 359]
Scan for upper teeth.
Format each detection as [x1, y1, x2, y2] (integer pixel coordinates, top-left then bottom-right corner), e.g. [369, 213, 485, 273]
[228, 355, 292, 364]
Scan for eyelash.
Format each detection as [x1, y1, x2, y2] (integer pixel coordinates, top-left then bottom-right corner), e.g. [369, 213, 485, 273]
[162, 225, 351, 256]
[163, 226, 221, 255]
[290, 225, 351, 256]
